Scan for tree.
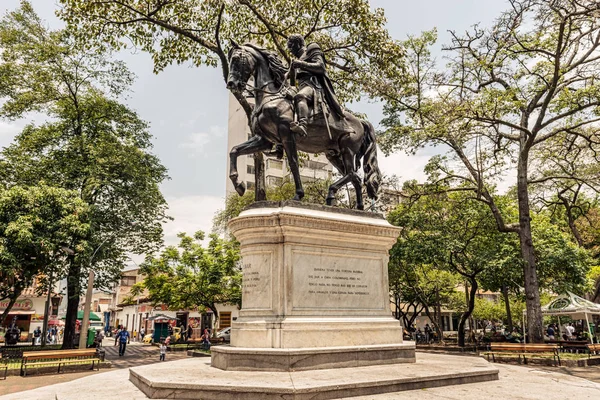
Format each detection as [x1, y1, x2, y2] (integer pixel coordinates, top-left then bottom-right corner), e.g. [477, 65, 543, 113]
[389, 189, 507, 346]
[131, 232, 241, 322]
[58, 0, 405, 200]
[379, 0, 600, 342]
[0, 185, 90, 322]
[213, 177, 338, 233]
[0, 2, 168, 348]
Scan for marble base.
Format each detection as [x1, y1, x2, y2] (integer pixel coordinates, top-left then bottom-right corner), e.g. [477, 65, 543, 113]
[227, 202, 405, 351]
[211, 343, 415, 371]
[129, 353, 500, 400]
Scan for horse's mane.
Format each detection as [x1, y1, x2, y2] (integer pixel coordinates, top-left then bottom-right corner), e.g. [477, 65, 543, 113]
[244, 43, 288, 86]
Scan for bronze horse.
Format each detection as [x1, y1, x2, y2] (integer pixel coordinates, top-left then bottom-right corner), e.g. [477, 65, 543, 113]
[226, 42, 380, 210]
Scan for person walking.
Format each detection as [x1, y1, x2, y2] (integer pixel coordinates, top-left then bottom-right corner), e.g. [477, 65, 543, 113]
[116, 327, 130, 356]
[159, 341, 167, 361]
[114, 325, 122, 346]
[140, 327, 145, 341]
[33, 326, 42, 345]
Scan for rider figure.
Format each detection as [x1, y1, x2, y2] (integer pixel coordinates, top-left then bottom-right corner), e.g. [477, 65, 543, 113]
[287, 34, 345, 137]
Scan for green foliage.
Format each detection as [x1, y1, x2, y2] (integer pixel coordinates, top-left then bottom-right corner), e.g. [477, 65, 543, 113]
[379, 1, 600, 342]
[0, 2, 169, 347]
[213, 177, 335, 233]
[0, 185, 90, 312]
[0, 2, 169, 292]
[0, 1, 132, 119]
[133, 232, 241, 319]
[57, 0, 405, 104]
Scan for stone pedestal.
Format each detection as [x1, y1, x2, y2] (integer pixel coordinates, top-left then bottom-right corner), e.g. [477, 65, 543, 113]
[211, 201, 414, 371]
[129, 202, 499, 399]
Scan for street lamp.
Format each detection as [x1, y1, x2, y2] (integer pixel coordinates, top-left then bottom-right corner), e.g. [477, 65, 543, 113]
[78, 222, 137, 349]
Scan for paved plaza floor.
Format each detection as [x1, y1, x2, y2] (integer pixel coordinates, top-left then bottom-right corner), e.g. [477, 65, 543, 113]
[0, 351, 599, 399]
[0, 338, 188, 397]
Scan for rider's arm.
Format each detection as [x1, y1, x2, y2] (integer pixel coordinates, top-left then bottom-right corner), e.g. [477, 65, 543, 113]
[295, 54, 326, 75]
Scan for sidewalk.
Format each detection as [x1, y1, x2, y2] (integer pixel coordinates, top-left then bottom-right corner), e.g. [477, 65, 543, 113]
[0, 338, 187, 397]
[0, 353, 599, 400]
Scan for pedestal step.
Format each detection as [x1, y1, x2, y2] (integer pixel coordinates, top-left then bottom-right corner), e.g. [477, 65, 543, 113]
[211, 343, 416, 371]
[129, 353, 499, 400]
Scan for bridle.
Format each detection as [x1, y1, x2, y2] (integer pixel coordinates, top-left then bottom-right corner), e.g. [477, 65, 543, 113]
[230, 48, 286, 96]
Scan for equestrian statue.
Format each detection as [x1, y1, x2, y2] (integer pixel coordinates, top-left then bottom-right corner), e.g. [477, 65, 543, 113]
[226, 34, 381, 210]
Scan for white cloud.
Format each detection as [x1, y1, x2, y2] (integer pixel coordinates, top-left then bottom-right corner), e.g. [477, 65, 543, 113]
[377, 147, 431, 183]
[0, 120, 22, 149]
[162, 194, 225, 246]
[179, 125, 226, 155]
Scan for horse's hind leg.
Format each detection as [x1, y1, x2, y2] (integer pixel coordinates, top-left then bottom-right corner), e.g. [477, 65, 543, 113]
[326, 150, 363, 209]
[279, 124, 304, 201]
[229, 136, 273, 196]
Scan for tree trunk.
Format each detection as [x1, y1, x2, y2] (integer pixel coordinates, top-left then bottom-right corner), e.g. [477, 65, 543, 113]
[502, 285, 513, 332]
[62, 260, 81, 349]
[0, 294, 19, 325]
[517, 147, 544, 343]
[434, 288, 443, 343]
[458, 278, 478, 347]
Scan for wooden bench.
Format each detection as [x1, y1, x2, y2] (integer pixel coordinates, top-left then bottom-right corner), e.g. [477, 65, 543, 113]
[587, 343, 600, 358]
[484, 343, 561, 366]
[20, 349, 100, 376]
[546, 340, 589, 353]
[0, 359, 7, 380]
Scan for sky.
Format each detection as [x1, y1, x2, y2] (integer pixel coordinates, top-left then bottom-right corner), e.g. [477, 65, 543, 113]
[0, 0, 509, 262]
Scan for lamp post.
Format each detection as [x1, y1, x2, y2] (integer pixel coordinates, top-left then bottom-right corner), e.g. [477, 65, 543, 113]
[78, 223, 136, 349]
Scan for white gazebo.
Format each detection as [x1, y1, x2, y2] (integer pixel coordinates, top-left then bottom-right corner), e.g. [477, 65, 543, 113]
[540, 292, 600, 341]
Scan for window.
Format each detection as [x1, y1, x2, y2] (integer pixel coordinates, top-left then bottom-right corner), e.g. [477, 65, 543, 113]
[306, 160, 327, 170]
[247, 165, 255, 174]
[121, 276, 136, 286]
[267, 159, 283, 170]
[220, 312, 232, 329]
[267, 176, 283, 186]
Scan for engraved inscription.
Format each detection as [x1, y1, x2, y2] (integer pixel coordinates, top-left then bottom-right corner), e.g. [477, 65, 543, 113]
[307, 268, 371, 296]
[292, 250, 383, 310]
[241, 252, 272, 309]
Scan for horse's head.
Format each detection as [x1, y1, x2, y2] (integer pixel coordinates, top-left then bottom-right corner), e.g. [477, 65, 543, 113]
[227, 40, 255, 93]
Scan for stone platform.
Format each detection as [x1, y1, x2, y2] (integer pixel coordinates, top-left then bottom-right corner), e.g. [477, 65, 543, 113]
[129, 353, 499, 399]
[211, 343, 415, 371]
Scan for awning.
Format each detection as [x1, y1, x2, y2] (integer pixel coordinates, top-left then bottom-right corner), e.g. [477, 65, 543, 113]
[541, 292, 600, 316]
[147, 314, 176, 321]
[61, 311, 102, 321]
[5, 310, 35, 315]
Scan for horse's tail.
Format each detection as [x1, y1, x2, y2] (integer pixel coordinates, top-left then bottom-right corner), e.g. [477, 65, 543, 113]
[360, 120, 381, 200]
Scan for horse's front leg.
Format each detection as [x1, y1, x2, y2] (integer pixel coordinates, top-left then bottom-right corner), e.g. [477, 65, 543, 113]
[279, 124, 304, 201]
[229, 136, 273, 196]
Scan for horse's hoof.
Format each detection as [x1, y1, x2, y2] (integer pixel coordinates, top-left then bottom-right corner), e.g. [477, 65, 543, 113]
[235, 182, 246, 196]
[326, 198, 334, 206]
[293, 192, 304, 201]
[357, 203, 364, 210]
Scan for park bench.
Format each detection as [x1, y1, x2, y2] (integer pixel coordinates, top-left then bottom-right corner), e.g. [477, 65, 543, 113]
[484, 343, 561, 366]
[0, 358, 7, 380]
[20, 348, 100, 376]
[587, 343, 600, 358]
[546, 340, 589, 353]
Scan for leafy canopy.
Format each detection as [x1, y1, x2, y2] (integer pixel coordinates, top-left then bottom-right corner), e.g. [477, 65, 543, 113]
[131, 232, 241, 318]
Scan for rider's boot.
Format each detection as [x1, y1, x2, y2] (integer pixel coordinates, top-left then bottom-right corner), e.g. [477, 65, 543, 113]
[290, 98, 309, 137]
[290, 118, 308, 137]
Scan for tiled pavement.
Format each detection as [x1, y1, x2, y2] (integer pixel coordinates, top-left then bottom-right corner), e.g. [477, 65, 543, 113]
[0, 338, 188, 396]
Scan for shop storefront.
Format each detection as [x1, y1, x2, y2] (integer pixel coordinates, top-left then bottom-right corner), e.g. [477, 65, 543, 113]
[1, 298, 41, 341]
[0, 292, 63, 342]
